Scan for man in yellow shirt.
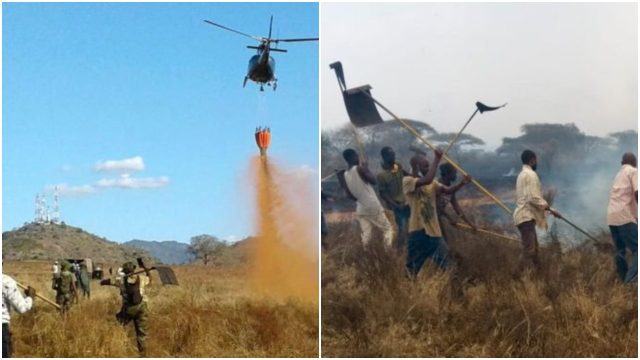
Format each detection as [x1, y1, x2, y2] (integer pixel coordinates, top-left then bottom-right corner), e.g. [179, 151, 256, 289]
[403, 148, 471, 277]
[377, 146, 411, 251]
[513, 150, 561, 272]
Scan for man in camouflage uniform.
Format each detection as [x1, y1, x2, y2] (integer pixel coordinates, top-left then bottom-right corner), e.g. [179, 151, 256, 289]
[77, 263, 91, 300]
[52, 260, 78, 313]
[101, 261, 150, 355]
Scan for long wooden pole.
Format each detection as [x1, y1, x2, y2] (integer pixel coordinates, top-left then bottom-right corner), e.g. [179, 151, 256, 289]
[15, 282, 61, 310]
[442, 108, 479, 156]
[558, 216, 600, 242]
[321, 170, 340, 182]
[360, 91, 513, 215]
[452, 222, 519, 243]
[350, 124, 366, 161]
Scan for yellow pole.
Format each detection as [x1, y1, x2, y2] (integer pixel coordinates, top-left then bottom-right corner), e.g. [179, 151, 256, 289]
[442, 108, 479, 156]
[361, 91, 513, 215]
[15, 281, 62, 310]
[350, 124, 366, 161]
[452, 222, 519, 243]
[321, 171, 338, 182]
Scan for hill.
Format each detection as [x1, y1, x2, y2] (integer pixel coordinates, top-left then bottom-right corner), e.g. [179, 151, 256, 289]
[123, 239, 193, 264]
[227, 236, 253, 263]
[2, 222, 154, 264]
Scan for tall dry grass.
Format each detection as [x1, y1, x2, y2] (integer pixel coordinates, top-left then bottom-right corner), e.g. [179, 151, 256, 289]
[3, 261, 318, 357]
[322, 221, 637, 357]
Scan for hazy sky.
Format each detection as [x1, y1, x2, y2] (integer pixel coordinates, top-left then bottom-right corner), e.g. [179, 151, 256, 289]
[321, 2, 637, 148]
[3, 2, 318, 243]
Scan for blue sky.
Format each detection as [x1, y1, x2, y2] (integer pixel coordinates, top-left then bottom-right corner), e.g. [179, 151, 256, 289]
[3, 2, 319, 243]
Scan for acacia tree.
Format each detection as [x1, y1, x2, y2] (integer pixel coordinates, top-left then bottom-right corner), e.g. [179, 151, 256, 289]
[188, 234, 226, 266]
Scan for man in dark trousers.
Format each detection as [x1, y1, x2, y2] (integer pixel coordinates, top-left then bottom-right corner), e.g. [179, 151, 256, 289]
[402, 148, 471, 276]
[513, 150, 562, 272]
[2, 273, 36, 358]
[607, 152, 638, 284]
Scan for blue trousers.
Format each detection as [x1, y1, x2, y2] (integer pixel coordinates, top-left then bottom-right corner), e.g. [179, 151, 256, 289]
[406, 230, 448, 276]
[393, 206, 411, 250]
[609, 223, 638, 284]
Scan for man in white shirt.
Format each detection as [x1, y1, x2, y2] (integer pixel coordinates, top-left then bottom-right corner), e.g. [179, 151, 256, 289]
[607, 152, 638, 284]
[2, 273, 36, 358]
[513, 150, 561, 272]
[339, 148, 394, 247]
[52, 261, 59, 276]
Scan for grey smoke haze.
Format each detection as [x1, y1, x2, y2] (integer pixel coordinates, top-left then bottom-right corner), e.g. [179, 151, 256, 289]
[321, 2, 638, 149]
[321, 121, 637, 244]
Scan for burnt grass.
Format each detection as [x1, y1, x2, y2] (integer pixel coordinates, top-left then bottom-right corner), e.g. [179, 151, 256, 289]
[321, 221, 637, 357]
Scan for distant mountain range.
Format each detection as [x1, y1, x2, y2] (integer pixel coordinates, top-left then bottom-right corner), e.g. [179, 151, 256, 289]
[123, 239, 194, 265]
[124, 237, 254, 265]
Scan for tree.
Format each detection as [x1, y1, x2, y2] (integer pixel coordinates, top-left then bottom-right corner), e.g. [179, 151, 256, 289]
[609, 130, 638, 154]
[188, 234, 226, 266]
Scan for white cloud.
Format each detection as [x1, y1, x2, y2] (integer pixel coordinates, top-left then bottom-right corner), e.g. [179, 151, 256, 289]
[94, 156, 145, 173]
[223, 235, 239, 243]
[288, 164, 317, 181]
[47, 184, 96, 197]
[95, 174, 169, 189]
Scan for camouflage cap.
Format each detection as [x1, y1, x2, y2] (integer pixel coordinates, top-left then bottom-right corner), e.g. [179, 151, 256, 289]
[122, 261, 136, 274]
[60, 260, 72, 271]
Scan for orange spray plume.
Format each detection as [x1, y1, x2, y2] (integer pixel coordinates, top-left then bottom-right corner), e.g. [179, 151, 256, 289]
[255, 127, 271, 157]
[248, 156, 318, 303]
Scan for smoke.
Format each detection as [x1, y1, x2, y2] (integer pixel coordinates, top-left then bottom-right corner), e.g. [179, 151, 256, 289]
[322, 122, 637, 245]
[248, 156, 318, 302]
[543, 152, 626, 242]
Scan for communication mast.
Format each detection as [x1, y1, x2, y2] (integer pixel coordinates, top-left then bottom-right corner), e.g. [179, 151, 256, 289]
[34, 194, 41, 223]
[34, 190, 58, 224]
[34, 193, 47, 223]
[51, 186, 60, 224]
[41, 195, 49, 223]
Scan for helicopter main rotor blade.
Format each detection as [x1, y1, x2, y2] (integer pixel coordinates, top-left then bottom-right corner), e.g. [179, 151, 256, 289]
[203, 20, 263, 41]
[272, 38, 319, 43]
[247, 45, 287, 53]
[268, 15, 273, 39]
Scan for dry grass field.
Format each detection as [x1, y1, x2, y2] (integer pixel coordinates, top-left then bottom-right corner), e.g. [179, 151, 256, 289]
[322, 221, 637, 357]
[3, 261, 318, 357]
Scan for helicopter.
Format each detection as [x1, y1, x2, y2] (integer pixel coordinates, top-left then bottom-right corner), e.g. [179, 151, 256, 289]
[204, 16, 318, 91]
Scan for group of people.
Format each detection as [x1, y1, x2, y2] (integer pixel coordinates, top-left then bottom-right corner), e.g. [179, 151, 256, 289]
[51, 260, 91, 312]
[336, 146, 475, 276]
[333, 145, 637, 284]
[2, 259, 152, 357]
